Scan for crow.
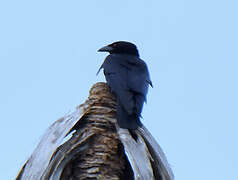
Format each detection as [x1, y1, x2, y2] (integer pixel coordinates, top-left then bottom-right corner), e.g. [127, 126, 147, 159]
[97, 41, 152, 129]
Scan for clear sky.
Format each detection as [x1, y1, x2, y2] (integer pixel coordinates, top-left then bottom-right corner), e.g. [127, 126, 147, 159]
[0, 0, 237, 179]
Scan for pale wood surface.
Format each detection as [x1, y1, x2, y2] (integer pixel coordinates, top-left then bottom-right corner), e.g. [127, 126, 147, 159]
[16, 82, 174, 180]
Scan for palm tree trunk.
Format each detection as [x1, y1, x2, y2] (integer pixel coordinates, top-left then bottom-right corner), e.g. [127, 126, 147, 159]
[16, 82, 173, 180]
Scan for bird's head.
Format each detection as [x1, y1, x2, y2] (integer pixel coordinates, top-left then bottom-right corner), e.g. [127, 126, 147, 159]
[98, 41, 139, 57]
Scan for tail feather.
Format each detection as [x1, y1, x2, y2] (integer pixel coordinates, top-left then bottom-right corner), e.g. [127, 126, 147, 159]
[116, 102, 142, 129]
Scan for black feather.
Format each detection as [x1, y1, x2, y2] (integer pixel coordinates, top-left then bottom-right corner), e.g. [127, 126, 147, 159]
[98, 41, 152, 129]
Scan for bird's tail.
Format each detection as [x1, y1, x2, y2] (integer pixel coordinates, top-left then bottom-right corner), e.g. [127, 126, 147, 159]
[116, 103, 142, 130]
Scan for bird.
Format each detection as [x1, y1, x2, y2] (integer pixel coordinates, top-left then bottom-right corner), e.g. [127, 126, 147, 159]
[97, 41, 152, 129]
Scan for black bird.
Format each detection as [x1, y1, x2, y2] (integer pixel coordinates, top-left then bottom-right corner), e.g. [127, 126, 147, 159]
[97, 41, 152, 129]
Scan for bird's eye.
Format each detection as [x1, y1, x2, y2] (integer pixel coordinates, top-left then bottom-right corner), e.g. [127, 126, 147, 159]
[112, 44, 117, 47]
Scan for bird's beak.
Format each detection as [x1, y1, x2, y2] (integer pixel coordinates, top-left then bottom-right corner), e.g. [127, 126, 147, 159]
[98, 45, 113, 52]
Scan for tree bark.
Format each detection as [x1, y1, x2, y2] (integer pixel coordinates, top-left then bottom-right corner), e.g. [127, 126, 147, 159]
[16, 82, 173, 180]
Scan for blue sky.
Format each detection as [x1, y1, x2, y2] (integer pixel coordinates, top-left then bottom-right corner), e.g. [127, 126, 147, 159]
[0, 0, 237, 179]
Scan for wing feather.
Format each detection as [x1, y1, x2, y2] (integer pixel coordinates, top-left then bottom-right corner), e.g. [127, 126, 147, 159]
[98, 54, 152, 116]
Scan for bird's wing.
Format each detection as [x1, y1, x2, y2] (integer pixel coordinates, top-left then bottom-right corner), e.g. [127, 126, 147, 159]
[125, 58, 152, 96]
[101, 55, 134, 114]
[96, 64, 103, 75]
[100, 55, 152, 115]
[124, 58, 151, 114]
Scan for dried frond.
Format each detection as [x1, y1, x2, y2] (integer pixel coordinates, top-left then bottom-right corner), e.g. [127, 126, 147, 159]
[16, 82, 173, 180]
